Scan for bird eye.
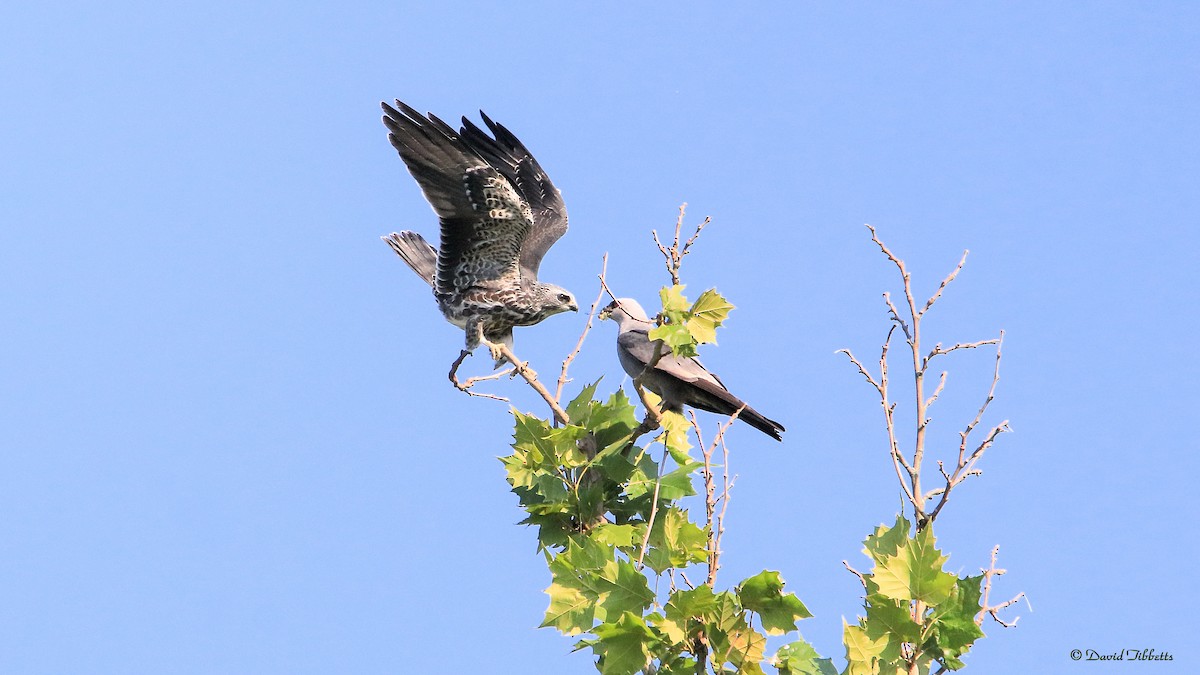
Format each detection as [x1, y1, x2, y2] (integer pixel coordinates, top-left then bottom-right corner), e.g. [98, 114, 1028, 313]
[558, 293, 570, 302]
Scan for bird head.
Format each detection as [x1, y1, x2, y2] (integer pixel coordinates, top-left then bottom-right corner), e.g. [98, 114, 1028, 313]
[599, 298, 651, 326]
[537, 283, 579, 317]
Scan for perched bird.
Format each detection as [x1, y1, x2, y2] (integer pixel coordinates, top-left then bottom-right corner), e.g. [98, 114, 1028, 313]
[380, 100, 578, 365]
[599, 298, 786, 441]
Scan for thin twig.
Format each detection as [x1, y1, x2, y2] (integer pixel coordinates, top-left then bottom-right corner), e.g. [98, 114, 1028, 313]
[923, 338, 1000, 369]
[842, 560, 867, 586]
[651, 203, 709, 287]
[694, 407, 743, 587]
[925, 371, 947, 409]
[927, 332, 1007, 525]
[920, 250, 968, 318]
[636, 446, 672, 570]
[479, 334, 571, 426]
[715, 433, 733, 586]
[447, 348, 514, 402]
[977, 545, 1027, 628]
[556, 254, 609, 403]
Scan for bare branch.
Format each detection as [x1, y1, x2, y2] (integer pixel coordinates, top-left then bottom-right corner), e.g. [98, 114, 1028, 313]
[652, 203, 710, 287]
[977, 545, 1027, 628]
[961, 331, 1005, 449]
[636, 446, 672, 570]
[924, 371, 947, 410]
[651, 229, 676, 285]
[446, 349, 514, 402]
[455, 368, 516, 402]
[556, 254, 609, 403]
[923, 338, 1000, 370]
[842, 560, 867, 586]
[920, 250, 968, 318]
[926, 332, 1008, 525]
[479, 335, 570, 426]
[695, 406, 743, 587]
[836, 348, 882, 393]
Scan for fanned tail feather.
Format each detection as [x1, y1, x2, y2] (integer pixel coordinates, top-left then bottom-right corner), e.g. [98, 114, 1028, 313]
[383, 231, 437, 286]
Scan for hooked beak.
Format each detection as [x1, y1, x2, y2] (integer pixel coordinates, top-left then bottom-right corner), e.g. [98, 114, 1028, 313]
[598, 299, 620, 321]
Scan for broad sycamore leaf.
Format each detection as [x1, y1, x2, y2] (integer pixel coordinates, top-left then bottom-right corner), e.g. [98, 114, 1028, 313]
[873, 527, 957, 605]
[648, 323, 698, 358]
[597, 558, 655, 618]
[772, 637, 838, 675]
[665, 585, 719, 623]
[590, 523, 639, 548]
[591, 612, 658, 675]
[862, 515, 911, 564]
[686, 289, 733, 345]
[844, 619, 888, 664]
[737, 570, 813, 635]
[659, 285, 691, 313]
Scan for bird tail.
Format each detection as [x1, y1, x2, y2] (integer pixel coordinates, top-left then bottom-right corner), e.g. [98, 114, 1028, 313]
[736, 405, 786, 442]
[383, 231, 437, 286]
[688, 380, 786, 441]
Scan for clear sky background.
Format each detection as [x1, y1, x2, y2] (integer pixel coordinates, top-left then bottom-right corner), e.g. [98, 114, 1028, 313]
[2, 2, 1197, 673]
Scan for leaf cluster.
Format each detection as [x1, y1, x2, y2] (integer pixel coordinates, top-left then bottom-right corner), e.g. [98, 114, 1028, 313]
[501, 371, 819, 673]
[647, 285, 733, 358]
[844, 516, 986, 674]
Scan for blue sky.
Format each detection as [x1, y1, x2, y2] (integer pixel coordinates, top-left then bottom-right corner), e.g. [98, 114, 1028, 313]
[2, 2, 1196, 672]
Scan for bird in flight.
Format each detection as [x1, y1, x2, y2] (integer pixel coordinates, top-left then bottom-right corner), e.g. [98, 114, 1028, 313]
[380, 100, 578, 368]
[600, 298, 785, 441]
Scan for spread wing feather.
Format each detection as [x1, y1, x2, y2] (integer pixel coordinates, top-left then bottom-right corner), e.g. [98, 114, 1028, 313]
[459, 112, 568, 276]
[382, 101, 534, 294]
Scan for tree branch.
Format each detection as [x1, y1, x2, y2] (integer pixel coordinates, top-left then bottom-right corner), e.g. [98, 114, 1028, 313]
[652, 203, 709, 286]
[977, 545, 1027, 628]
[479, 334, 571, 426]
[556, 254, 609, 403]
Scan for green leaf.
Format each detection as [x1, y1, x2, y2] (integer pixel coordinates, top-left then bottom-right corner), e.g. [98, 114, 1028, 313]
[737, 570, 813, 635]
[926, 575, 986, 670]
[648, 323, 697, 358]
[592, 612, 659, 675]
[590, 523, 639, 548]
[597, 558, 656, 618]
[665, 585, 719, 624]
[772, 637, 838, 675]
[687, 289, 734, 344]
[863, 595, 920, 664]
[862, 515, 911, 564]
[659, 410, 693, 457]
[647, 610, 689, 644]
[541, 576, 595, 636]
[873, 527, 957, 605]
[565, 379, 602, 425]
[512, 410, 556, 461]
[542, 550, 604, 635]
[642, 507, 708, 574]
[843, 618, 888, 665]
[659, 285, 691, 313]
[562, 536, 612, 570]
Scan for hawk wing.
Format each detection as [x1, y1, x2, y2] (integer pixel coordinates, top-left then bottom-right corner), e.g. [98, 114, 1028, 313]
[382, 100, 532, 295]
[458, 111, 568, 278]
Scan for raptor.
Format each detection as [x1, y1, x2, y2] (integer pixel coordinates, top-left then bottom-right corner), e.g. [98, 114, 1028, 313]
[600, 298, 786, 441]
[381, 100, 577, 368]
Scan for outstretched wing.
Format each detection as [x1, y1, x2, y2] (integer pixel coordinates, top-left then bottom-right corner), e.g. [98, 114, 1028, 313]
[459, 111, 568, 277]
[382, 100, 532, 295]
